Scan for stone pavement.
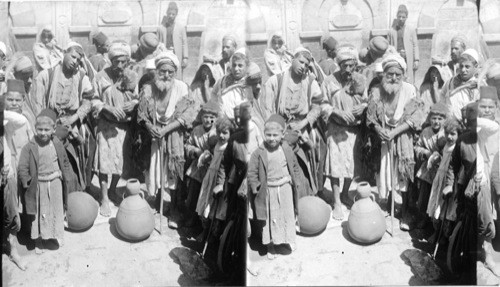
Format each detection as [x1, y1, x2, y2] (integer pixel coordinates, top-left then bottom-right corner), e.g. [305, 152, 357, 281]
[247, 180, 500, 286]
[2, 180, 217, 287]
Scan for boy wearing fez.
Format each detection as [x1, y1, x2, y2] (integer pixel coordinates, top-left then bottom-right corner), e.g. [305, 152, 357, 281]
[248, 114, 302, 260]
[18, 109, 77, 254]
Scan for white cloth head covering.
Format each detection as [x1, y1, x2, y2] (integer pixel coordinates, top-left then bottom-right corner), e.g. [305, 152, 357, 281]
[0, 41, 7, 56]
[374, 61, 383, 73]
[66, 41, 82, 50]
[235, 47, 246, 56]
[382, 53, 407, 73]
[108, 42, 131, 60]
[336, 44, 358, 64]
[293, 46, 311, 57]
[155, 51, 180, 70]
[462, 48, 479, 63]
[146, 58, 156, 70]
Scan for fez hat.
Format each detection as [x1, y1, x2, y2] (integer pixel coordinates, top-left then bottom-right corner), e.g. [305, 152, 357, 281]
[7, 79, 26, 94]
[37, 108, 57, 123]
[480, 86, 498, 101]
[93, 32, 108, 46]
[266, 114, 286, 130]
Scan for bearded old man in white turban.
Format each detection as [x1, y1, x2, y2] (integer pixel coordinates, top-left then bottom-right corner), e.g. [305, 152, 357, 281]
[136, 51, 191, 229]
[365, 53, 425, 231]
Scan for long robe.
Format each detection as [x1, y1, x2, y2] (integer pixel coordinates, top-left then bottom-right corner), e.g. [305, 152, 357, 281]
[366, 82, 425, 198]
[440, 76, 479, 121]
[321, 71, 367, 179]
[137, 80, 189, 195]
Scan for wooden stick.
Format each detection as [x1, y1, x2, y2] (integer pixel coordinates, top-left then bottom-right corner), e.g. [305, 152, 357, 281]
[202, 196, 220, 259]
[389, 140, 394, 237]
[159, 137, 165, 235]
[433, 198, 449, 259]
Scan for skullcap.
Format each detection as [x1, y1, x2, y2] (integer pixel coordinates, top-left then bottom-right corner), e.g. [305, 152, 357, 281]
[369, 36, 389, 57]
[140, 33, 159, 52]
[37, 108, 57, 123]
[336, 44, 358, 64]
[14, 56, 33, 73]
[92, 32, 108, 46]
[266, 114, 286, 130]
[462, 48, 479, 63]
[323, 37, 338, 50]
[429, 102, 449, 116]
[201, 100, 220, 115]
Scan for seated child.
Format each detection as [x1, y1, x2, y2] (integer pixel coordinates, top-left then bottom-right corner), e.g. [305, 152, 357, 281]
[18, 109, 75, 254]
[414, 102, 447, 228]
[426, 117, 461, 244]
[195, 116, 234, 242]
[248, 114, 302, 260]
[184, 101, 219, 226]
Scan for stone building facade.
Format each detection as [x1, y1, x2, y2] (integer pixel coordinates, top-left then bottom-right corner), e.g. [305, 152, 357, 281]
[1, 0, 499, 86]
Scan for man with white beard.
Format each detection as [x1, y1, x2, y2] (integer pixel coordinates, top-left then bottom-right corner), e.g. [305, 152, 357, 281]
[366, 53, 425, 231]
[137, 52, 189, 229]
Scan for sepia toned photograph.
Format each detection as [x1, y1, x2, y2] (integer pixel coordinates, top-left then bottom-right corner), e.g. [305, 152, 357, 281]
[1, 0, 500, 286]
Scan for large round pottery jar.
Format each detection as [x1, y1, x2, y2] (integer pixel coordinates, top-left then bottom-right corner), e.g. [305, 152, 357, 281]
[116, 190, 154, 241]
[67, 192, 99, 231]
[347, 182, 386, 244]
[297, 196, 331, 235]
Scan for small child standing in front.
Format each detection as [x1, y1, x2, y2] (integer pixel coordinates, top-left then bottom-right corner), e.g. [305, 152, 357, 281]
[426, 117, 462, 243]
[414, 102, 448, 228]
[18, 109, 73, 254]
[195, 116, 234, 242]
[184, 101, 219, 227]
[248, 114, 301, 260]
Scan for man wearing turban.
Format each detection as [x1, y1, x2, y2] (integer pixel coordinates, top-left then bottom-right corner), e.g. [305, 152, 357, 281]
[320, 43, 368, 220]
[388, 5, 419, 84]
[157, 2, 189, 80]
[365, 53, 425, 231]
[93, 41, 140, 216]
[440, 49, 480, 121]
[137, 51, 192, 229]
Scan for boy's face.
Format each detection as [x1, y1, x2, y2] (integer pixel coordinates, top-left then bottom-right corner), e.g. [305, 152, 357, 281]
[445, 129, 458, 145]
[35, 120, 55, 143]
[264, 124, 284, 149]
[430, 114, 445, 132]
[458, 60, 477, 82]
[5, 92, 24, 113]
[202, 113, 216, 130]
[478, 98, 497, 120]
[231, 59, 247, 81]
[218, 129, 230, 143]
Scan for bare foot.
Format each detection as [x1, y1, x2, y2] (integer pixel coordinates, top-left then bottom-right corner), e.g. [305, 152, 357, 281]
[247, 264, 259, 276]
[485, 250, 500, 277]
[35, 240, 44, 255]
[168, 218, 178, 229]
[332, 203, 344, 221]
[9, 253, 27, 271]
[289, 243, 297, 252]
[100, 200, 111, 217]
[399, 221, 410, 231]
[267, 245, 276, 260]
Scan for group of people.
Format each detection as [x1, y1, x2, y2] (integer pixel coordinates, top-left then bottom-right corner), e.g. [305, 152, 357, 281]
[1, 2, 500, 284]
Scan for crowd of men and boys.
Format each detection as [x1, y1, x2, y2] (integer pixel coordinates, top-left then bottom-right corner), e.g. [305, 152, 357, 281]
[2, 3, 500, 284]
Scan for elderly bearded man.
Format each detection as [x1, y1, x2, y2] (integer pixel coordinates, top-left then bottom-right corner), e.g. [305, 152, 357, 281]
[321, 44, 368, 220]
[366, 53, 425, 231]
[440, 49, 480, 121]
[33, 45, 97, 190]
[94, 42, 139, 217]
[263, 47, 325, 198]
[137, 52, 190, 229]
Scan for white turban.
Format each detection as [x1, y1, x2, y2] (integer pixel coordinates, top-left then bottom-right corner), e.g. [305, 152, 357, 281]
[462, 48, 479, 63]
[0, 41, 6, 56]
[108, 42, 131, 60]
[336, 44, 358, 64]
[146, 58, 156, 70]
[382, 53, 407, 73]
[293, 46, 311, 57]
[155, 51, 180, 70]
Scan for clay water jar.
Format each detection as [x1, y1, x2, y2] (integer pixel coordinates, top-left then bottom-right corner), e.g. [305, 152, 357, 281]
[347, 182, 386, 244]
[297, 196, 331, 235]
[116, 179, 154, 241]
[67, 191, 99, 231]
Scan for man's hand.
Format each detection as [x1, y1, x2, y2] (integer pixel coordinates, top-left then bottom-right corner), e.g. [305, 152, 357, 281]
[105, 106, 126, 120]
[213, 185, 223, 197]
[147, 124, 162, 138]
[413, 60, 419, 71]
[12, 215, 21, 233]
[377, 127, 391, 142]
[182, 58, 188, 69]
[59, 114, 79, 127]
[352, 103, 367, 117]
[122, 101, 137, 113]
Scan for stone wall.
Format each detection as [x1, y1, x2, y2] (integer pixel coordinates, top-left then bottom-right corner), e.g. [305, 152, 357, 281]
[2, 0, 499, 86]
